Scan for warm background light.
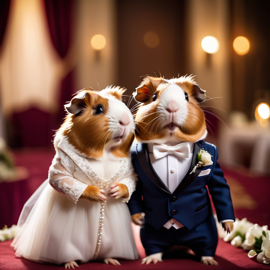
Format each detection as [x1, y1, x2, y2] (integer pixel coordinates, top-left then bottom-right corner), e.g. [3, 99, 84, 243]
[201, 36, 219, 54]
[257, 103, 270, 119]
[91, 34, 106, 50]
[143, 31, 159, 48]
[255, 102, 270, 128]
[233, 36, 250, 55]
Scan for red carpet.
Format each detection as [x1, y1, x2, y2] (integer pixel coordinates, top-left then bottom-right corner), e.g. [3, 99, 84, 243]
[0, 150, 269, 269]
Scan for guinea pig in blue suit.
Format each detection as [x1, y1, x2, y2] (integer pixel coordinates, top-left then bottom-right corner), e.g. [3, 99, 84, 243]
[128, 75, 235, 265]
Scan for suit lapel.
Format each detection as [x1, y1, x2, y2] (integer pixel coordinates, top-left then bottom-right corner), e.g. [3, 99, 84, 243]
[136, 143, 171, 194]
[172, 142, 203, 194]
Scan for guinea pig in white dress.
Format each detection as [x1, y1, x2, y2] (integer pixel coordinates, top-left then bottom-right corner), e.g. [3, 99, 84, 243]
[11, 86, 138, 268]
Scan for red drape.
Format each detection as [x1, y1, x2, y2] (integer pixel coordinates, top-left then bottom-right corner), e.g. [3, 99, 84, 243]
[0, 0, 11, 48]
[0, 0, 11, 140]
[43, 0, 75, 126]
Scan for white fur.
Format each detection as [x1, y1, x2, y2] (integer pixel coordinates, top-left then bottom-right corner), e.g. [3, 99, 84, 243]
[139, 84, 189, 144]
[98, 96, 134, 159]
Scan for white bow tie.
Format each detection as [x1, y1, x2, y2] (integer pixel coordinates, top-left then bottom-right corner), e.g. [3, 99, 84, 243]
[153, 142, 190, 160]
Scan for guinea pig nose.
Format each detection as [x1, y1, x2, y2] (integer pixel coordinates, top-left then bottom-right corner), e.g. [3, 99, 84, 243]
[166, 101, 179, 113]
[119, 113, 130, 126]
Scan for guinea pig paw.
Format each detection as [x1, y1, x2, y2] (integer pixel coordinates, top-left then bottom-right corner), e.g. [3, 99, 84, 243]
[104, 258, 121, 265]
[64, 261, 79, 269]
[201, 256, 218, 266]
[141, 252, 163, 265]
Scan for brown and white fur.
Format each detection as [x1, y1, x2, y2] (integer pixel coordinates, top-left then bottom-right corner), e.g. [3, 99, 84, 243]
[132, 75, 233, 266]
[58, 86, 135, 268]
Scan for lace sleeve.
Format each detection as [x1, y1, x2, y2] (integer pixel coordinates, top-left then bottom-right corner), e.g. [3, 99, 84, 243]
[48, 150, 87, 204]
[118, 159, 138, 203]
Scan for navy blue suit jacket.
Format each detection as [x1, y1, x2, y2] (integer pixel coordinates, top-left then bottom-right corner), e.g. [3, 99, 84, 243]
[128, 140, 235, 231]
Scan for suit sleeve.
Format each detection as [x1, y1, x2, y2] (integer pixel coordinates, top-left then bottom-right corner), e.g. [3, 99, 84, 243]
[127, 152, 144, 215]
[207, 146, 235, 222]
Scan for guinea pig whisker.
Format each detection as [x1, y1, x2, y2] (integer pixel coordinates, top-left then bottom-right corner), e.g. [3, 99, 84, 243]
[135, 125, 141, 134]
[137, 112, 157, 120]
[200, 105, 226, 113]
[202, 110, 229, 132]
[103, 131, 112, 146]
[145, 115, 161, 128]
[130, 103, 140, 110]
[205, 118, 217, 144]
[130, 103, 141, 111]
[154, 118, 163, 137]
[127, 95, 135, 108]
[134, 122, 145, 130]
[202, 96, 223, 103]
[147, 116, 162, 134]
[186, 111, 205, 121]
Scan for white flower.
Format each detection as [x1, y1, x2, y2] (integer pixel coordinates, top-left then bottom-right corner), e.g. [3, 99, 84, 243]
[262, 231, 270, 252]
[224, 218, 253, 242]
[242, 224, 267, 251]
[0, 228, 13, 240]
[9, 225, 18, 238]
[242, 233, 256, 251]
[190, 149, 213, 174]
[257, 248, 270, 265]
[0, 234, 5, 242]
[201, 152, 213, 166]
[231, 236, 243, 247]
[0, 225, 18, 241]
[248, 250, 257, 258]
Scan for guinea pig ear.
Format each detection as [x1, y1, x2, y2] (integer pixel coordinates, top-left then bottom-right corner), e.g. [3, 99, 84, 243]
[134, 76, 163, 103]
[65, 91, 89, 114]
[190, 84, 206, 103]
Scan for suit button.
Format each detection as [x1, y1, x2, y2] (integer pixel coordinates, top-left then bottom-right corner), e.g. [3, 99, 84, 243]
[171, 210, 178, 216]
[171, 196, 178, 202]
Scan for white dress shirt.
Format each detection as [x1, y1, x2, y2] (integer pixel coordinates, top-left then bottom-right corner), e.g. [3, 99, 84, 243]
[148, 142, 194, 230]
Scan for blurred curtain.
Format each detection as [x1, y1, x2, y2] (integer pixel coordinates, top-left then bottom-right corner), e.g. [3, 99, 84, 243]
[43, 0, 75, 126]
[0, 0, 11, 140]
[0, 1, 10, 46]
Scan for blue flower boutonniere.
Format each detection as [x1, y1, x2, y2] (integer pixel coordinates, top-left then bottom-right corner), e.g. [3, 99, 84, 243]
[190, 149, 213, 174]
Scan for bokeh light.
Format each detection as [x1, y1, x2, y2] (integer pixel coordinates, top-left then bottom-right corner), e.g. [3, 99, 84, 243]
[233, 36, 250, 55]
[257, 103, 270, 119]
[143, 31, 159, 48]
[91, 34, 106, 50]
[201, 36, 219, 54]
[255, 102, 270, 128]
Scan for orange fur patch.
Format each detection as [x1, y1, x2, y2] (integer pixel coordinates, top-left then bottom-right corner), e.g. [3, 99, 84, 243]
[80, 185, 102, 201]
[117, 183, 129, 199]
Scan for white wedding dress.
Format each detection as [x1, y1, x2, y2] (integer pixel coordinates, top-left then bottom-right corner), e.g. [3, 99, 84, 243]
[11, 134, 138, 264]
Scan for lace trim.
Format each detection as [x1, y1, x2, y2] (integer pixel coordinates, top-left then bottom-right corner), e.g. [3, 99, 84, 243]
[58, 137, 129, 189]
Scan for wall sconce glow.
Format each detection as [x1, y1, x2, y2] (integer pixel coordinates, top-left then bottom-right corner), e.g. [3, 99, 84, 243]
[201, 36, 219, 54]
[233, 36, 250, 55]
[255, 102, 270, 128]
[257, 103, 270, 119]
[144, 31, 159, 48]
[91, 34, 106, 50]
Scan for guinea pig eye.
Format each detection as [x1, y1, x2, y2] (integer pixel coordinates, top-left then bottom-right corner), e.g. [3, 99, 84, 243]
[152, 93, 157, 101]
[93, 104, 104, 115]
[185, 92, 189, 102]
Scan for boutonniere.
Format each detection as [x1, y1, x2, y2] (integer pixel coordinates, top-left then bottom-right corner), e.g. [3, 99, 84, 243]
[190, 149, 213, 174]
